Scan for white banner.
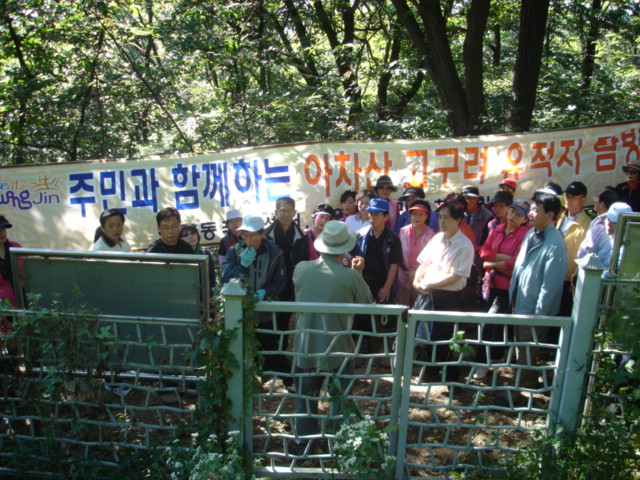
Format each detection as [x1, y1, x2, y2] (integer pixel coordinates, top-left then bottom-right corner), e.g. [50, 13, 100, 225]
[1, 120, 638, 251]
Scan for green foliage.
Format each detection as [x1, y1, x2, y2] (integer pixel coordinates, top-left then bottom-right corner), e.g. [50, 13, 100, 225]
[1, 0, 639, 164]
[0, 282, 259, 479]
[449, 329, 475, 357]
[0, 290, 128, 477]
[8, 290, 115, 381]
[469, 420, 640, 480]
[160, 280, 262, 479]
[164, 431, 255, 480]
[183, 286, 238, 440]
[333, 415, 397, 480]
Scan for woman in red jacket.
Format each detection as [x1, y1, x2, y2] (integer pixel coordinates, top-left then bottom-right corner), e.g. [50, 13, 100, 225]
[473, 200, 530, 379]
[0, 215, 22, 308]
[0, 215, 23, 333]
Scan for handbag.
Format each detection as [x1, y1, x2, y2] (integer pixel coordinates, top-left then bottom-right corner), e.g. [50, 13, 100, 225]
[481, 269, 496, 302]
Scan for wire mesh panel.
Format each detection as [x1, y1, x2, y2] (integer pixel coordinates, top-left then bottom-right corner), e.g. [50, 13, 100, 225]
[584, 277, 640, 421]
[0, 249, 209, 476]
[252, 302, 406, 478]
[397, 310, 573, 479]
[583, 213, 640, 422]
[0, 315, 204, 476]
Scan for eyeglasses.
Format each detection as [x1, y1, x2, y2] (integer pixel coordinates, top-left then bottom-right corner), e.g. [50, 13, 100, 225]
[181, 231, 197, 237]
[377, 186, 393, 190]
[160, 224, 180, 231]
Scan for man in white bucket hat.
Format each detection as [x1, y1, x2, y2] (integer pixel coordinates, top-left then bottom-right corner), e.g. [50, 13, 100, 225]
[291, 220, 372, 455]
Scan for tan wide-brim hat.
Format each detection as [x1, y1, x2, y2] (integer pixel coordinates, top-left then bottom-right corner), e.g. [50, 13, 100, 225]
[314, 220, 357, 255]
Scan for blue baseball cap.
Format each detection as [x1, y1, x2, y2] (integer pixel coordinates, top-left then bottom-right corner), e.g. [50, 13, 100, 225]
[510, 199, 530, 217]
[365, 198, 389, 213]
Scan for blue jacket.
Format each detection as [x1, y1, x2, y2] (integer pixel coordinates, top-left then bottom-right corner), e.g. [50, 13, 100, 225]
[509, 224, 568, 316]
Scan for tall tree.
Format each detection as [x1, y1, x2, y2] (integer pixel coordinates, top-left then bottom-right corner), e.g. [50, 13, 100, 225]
[580, 0, 602, 94]
[507, 0, 551, 132]
[1, 0, 639, 164]
[390, 0, 491, 136]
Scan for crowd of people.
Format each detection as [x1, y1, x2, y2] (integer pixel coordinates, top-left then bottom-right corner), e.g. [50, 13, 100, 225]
[1, 160, 638, 329]
[0, 159, 638, 450]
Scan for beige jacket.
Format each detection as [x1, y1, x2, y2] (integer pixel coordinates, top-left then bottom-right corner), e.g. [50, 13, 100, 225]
[556, 210, 592, 281]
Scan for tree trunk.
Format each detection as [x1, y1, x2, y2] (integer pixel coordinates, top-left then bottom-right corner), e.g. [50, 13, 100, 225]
[490, 24, 501, 66]
[392, 0, 489, 136]
[70, 30, 105, 162]
[377, 21, 426, 121]
[463, 0, 491, 133]
[313, 0, 363, 120]
[277, 0, 321, 87]
[4, 14, 36, 164]
[581, 0, 602, 94]
[507, 0, 551, 133]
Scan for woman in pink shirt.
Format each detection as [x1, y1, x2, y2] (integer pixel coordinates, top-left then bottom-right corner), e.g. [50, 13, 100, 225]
[474, 199, 530, 379]
[397, 200, 436, 307]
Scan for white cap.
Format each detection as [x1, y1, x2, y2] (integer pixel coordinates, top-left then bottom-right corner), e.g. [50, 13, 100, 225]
[238, 215, 265, 232]
[226, 209, 242, 221]
[605, 202, 632, 223]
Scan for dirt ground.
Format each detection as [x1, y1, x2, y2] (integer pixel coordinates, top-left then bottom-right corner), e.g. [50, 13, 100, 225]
[251, 348, 552, 478]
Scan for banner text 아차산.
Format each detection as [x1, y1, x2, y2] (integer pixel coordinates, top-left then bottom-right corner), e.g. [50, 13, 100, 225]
[0, 121, 638, 251]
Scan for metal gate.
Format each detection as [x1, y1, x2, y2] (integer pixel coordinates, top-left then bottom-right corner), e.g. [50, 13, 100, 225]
[222, 255, 607, 479]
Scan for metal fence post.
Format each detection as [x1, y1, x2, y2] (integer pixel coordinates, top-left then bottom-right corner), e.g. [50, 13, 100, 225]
[221, 279, 248, 434]
[554, 253, 605, 433]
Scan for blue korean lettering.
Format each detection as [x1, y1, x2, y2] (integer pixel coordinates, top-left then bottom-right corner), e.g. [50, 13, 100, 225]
[69, 172, 96, 217]
[202, 162, 230, 207]
[172, 163, 201, 210]
[131, 168, 160, 212]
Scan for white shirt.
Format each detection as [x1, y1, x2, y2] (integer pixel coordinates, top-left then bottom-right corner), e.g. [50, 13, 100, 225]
[416, 229, 473, 291]
[345, 214, 370, 234]
[92, 236, 131, 252]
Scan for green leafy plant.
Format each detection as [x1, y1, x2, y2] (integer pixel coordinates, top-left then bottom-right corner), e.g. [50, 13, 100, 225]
[184, 280, 262, 439]
[449, 329, 475, 357]
[7, 290, 116, 392]
[333, 415, 396, 480]
[164, 431, 255, 480]
[1, 271, 262, 478]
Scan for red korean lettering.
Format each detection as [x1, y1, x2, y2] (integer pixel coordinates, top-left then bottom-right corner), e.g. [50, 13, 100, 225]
[501, 142, 525, 179]
[304, 155, 322, 185]
[463, 147, 488, 184]
[364, 152, 393, 189]
[593, 135, 619, 172]
[432, 148, 459, 188]
[529, 141, 555, 177]
[334, 151, 352, 187]
[620, 128, 640, 164]
[404, 150, 428, 188]
[557, 138, 583, 175]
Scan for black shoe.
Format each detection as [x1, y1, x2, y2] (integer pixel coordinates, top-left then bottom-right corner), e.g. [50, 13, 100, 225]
[282, 376, 297, 394]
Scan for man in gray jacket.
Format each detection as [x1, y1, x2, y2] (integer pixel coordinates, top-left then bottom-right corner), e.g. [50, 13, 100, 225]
[291, 220, 372, 455]
[509, 190, 568, 385]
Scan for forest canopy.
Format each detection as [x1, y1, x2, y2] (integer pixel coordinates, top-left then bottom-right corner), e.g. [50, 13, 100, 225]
[1, 0, 639, 165]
